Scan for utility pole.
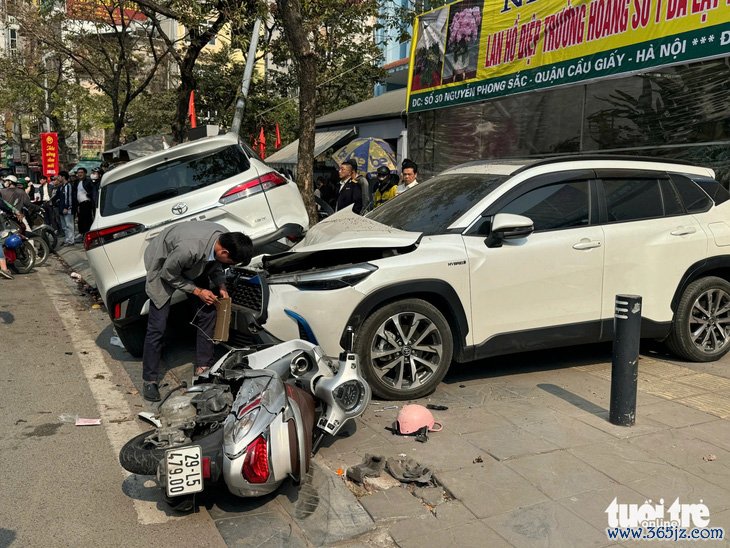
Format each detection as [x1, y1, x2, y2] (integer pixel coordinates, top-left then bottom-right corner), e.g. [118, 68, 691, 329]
[42, 53, 52, 132]
[230, 18, 262, 136]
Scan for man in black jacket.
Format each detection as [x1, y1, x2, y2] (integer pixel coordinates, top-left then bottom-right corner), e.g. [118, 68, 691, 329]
[335, 159, 363, 214]
[74, 167, 97, 235]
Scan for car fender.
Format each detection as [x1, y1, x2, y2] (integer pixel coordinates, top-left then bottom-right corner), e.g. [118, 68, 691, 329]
[671, 256, 730, 312]
[340, 279, 471, 361]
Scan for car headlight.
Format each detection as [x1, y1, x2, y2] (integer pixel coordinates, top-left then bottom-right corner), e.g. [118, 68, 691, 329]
[268, 263, 377, 290]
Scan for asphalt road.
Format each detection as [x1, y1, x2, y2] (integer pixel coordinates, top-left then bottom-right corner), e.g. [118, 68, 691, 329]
[0, 257, 225, 548]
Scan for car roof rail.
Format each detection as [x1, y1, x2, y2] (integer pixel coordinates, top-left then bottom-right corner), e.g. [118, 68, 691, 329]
[511, 154, 700, 176]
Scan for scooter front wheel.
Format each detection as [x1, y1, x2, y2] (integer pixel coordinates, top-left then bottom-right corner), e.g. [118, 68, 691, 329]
[12, 241, 36, 274]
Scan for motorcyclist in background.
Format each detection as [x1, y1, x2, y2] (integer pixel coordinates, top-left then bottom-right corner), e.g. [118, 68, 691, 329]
[372, 166, 398, 207]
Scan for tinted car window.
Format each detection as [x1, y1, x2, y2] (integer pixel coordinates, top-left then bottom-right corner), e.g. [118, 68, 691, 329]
[101, 145, 250, 216]
[670, 174, 713, 213]
[604, 179, 663, 222]
[694, 178, 730, 205]
[367, 174, 507, 234]
[661, 182, 685, 216]
[500, 181, 590, 232]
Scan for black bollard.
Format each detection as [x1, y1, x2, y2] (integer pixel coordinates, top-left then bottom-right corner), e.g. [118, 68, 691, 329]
[609, 294, 642, 426]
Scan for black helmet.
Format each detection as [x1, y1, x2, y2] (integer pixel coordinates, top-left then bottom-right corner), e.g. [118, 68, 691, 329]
[376, 166, 390, 177]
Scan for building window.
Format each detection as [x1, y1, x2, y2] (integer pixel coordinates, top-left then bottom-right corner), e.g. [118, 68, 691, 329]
[8, 28, 18, 53]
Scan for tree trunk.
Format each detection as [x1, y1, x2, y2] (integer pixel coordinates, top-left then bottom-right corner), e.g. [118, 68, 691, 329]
[277, 0, 319, 227]
[172, 63, 196, 144]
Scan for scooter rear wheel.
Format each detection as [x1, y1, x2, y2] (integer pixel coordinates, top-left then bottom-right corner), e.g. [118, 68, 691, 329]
[12, 241, 36, 274]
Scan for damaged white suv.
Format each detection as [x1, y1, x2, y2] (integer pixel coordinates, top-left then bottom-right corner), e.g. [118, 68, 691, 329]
[86, 133, 308, 356]
[228, 156, 730, 400]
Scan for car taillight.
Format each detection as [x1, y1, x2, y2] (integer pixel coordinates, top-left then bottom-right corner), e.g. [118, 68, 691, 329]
[220, 172, 288, 204]
[242, 435, 269, 484]
[84, 223, 145, 251]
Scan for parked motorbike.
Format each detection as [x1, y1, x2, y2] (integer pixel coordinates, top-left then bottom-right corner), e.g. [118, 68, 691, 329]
[119, 335, 370, 509]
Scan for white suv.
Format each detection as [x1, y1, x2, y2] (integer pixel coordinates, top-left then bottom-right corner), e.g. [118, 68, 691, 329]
[85, 132, 308, 356]
[227, 156, 730, 400]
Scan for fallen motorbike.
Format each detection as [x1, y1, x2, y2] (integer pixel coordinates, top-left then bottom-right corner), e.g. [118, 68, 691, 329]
[1, 229, 36, 274]
[119, 335, 370, 509]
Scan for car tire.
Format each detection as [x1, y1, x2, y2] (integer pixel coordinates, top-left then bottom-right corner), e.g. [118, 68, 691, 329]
[356, 298, 453, 400]
[666, 276, 730, 362]
[116, 320, 147, 358]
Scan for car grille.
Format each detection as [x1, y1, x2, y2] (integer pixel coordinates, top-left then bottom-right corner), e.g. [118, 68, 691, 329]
[229, 282, 263, 311]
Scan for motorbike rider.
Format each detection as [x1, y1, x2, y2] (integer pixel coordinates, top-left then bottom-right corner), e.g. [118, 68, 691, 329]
[0, 197, 20, 280]
[141, 221, 253, 402]
[372, 166, 398, 207]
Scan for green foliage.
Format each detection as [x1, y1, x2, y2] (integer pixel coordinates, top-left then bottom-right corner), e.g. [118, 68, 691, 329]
[124, 90, 176, 140]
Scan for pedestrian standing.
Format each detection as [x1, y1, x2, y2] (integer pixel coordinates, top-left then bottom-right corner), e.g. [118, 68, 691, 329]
[74, 167, 96, 236]
[335, 159, 363, 214]
[141, 221, 253, 401]
[53, 171, 76, 246]
[396, 159, 420, 195]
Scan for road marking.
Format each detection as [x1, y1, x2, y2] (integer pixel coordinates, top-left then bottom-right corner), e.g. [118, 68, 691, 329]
[38, 264, 179, 525]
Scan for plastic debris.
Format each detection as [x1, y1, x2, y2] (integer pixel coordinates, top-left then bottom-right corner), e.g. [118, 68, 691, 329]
[336, 468, 345, 476]
[70, 272, 81, 280]
[91, 303, 101, 309]
[137, 411, 162, 428]
[426, 404, 449, 411]
[58, 413, 79, 423]
[75, 418, 101, 426]
[109, 336, 125, 348]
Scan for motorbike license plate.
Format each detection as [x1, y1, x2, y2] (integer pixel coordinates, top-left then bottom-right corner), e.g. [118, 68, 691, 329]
[165, 445, 203, 497]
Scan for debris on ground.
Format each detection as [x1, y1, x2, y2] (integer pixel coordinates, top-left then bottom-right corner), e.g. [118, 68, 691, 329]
[75, 418, 101, 426]
[473, 456, 484, 463]
[413, 486, 446, 507]
[703, 454, 717, 462]
[58, 413, 79, 423]
[385, 457, 433, 485]
[70, 272, 81, 280]
[426, 404, 449, 411]
[109, 336, 125, 348]
[91, 303, 101, 309]
[346, 454, 385, 484]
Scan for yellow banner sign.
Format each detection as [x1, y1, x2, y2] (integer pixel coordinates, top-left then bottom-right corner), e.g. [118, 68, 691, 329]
[407, 0, 730, 112]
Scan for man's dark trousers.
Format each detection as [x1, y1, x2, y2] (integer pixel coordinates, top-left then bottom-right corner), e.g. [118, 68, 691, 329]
[142, 296, 217, 382]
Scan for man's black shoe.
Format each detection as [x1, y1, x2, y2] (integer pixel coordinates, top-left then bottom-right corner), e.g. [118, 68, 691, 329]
[143, 382, 161, 402]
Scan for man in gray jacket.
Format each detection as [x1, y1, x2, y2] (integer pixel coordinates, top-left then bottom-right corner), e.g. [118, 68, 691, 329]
[142, 221, 252, 401]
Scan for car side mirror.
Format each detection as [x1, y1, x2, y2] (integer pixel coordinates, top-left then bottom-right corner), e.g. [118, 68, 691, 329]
[485, 213, 534, 248]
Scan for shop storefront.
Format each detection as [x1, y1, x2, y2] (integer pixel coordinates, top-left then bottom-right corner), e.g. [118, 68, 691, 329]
[407, 0, 730, 184]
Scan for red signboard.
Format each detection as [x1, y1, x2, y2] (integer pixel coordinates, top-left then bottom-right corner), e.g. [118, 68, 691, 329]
[40, 133, 60, 177]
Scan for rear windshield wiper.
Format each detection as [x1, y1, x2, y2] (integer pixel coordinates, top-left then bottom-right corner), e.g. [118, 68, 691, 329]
[127, 188, 180, 208]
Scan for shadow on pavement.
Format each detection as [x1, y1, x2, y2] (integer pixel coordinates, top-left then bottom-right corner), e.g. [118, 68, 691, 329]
[537, 383, 607, 416]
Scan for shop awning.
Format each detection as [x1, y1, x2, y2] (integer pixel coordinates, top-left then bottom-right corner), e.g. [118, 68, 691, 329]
[266, 127, 356, 165]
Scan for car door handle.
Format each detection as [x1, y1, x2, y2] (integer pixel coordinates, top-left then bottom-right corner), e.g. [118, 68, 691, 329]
[670, 227, 697, 236]
[573, 239, 602, 250]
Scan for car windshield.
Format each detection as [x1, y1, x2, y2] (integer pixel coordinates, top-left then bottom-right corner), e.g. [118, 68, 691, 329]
[100, 145, 250, 216]
[366, 173, 509, 234]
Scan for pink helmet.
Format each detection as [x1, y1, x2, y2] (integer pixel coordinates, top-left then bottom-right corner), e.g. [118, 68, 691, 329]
[396, 404, 443, 435]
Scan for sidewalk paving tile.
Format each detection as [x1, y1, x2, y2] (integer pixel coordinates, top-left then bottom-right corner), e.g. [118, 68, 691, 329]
[436, 462, 548, 519]
[568, 440, 671, 484]
[213, 512, 308, 548]
[505, 450, 616, 500]
[433, 500, 478, 525]
[359, 486, 431, 522]
[628, 469, 730, 513]
[637, 400, 719, 428]
[437, 407, 514, 435]
[485, 500, 609, 548]
[626, 428, 730, 491]
[675, 372, 730, 392]
[464, 423, 560, 461]
[684, 419, 730, 452]
[558, 484, 647, 531]
[517, 414, 615, 449]
[387, 433, 493, 472]
[676, 393, 730, 419]
[573, 411, 670, 439]
[636, 358, 696, 379]
[637, 376, 707, 400]
[390, 519, 512, 548]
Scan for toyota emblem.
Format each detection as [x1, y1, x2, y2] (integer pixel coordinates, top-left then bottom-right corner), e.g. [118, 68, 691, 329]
[171, 202, 188, 215]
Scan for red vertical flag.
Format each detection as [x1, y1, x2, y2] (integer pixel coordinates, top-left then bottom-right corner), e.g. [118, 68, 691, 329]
[188, 91, 197, 129]
[40, 132, 60, 177]
[275, 123, 282, 150]
[258, 126, 266, 159]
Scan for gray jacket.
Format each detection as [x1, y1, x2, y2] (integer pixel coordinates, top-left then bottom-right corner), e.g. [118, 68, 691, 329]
[144, 221, 228, 308]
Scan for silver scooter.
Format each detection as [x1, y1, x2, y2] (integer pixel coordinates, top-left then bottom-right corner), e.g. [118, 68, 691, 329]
[120, 334, 370, 507]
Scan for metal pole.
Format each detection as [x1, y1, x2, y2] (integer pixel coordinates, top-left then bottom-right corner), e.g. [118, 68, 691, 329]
[609, 294, 642, 426]
[43, 53, 52, 132]
[230, 18, 262, 136]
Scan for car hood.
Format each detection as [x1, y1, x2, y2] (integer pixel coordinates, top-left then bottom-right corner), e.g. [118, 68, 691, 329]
[263, 208, 422, 273]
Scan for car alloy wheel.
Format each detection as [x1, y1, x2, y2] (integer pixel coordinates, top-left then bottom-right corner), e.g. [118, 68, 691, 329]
[357, 299, 453, 400]
[689, 288, 730, 353]
[667, 276, 730, 362]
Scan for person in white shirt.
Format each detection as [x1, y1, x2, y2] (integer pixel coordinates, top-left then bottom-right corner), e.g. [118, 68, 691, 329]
[396, 159, 419, 195]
